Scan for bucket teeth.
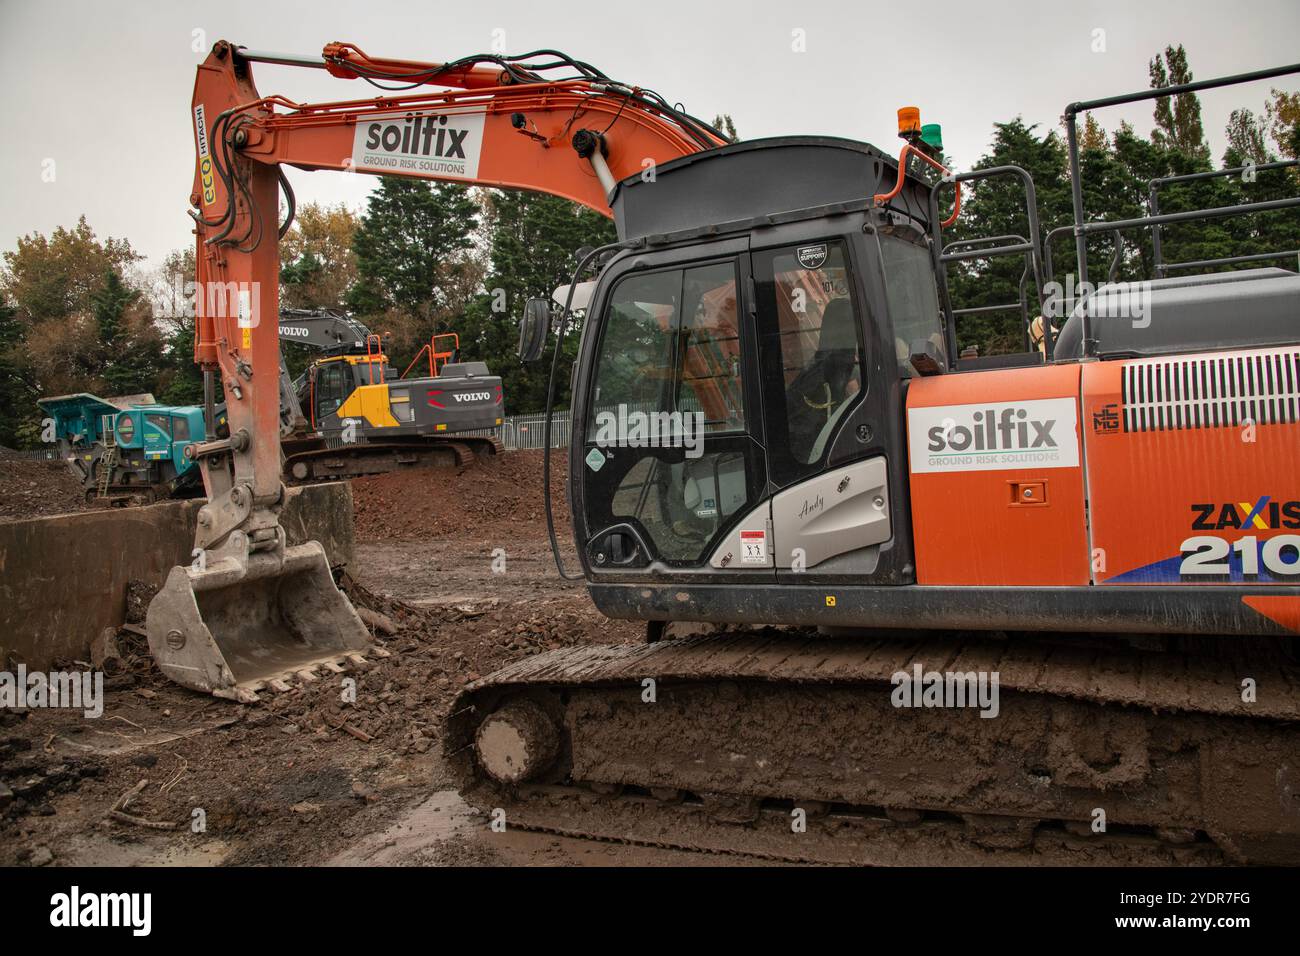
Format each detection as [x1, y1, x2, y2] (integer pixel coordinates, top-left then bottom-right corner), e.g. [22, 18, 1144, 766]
[200, 646, 394, 704]
[214, 686, 259, 704]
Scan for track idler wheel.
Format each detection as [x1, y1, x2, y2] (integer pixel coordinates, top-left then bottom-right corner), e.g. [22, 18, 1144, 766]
[474, 700, 559, 784]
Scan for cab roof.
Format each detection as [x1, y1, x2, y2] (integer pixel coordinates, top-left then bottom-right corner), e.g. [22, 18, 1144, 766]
[610, 136, 932, 241]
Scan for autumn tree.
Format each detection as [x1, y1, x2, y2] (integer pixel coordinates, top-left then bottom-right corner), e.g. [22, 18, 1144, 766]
[2, 216, 139, 324]
[1149, 45, 1210, 163]
[347, 177, 483, 360]
[458, 189, 616, 412]
[0, 218, 147, 443]
[280, 202, 361, 311]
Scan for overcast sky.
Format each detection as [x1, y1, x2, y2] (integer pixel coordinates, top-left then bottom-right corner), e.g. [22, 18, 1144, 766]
[2, 0, 1297, 271]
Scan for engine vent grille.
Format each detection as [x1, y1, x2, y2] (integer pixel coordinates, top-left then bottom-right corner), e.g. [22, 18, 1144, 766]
[1121, 347, 1300, 432]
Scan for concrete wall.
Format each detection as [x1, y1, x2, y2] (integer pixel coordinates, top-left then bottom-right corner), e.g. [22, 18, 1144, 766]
[0, 483, 356, 669]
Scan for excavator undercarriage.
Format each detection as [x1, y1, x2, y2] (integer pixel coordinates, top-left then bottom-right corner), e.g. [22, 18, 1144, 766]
[449, 629, 1300, 864]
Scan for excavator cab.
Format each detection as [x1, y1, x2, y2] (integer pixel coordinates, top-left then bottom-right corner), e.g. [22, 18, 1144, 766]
[569, 139, 926, 596]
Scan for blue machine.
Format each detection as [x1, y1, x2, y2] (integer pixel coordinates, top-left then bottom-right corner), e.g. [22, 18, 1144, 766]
[36, 393, 206, 502]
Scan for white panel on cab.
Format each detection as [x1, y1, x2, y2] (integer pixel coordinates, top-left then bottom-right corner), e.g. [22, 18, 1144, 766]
[770, 457, 890, 570]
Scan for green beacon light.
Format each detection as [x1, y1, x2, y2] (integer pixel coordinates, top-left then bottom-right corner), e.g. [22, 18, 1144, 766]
[921, 123, 944, 153]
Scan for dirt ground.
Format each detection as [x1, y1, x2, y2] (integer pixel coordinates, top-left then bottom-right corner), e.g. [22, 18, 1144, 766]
[0, 455, 91, 522]
[0, 450, 749, 867]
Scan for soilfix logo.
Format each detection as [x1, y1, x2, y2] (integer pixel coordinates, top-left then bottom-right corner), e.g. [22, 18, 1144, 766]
[908, 398, 1079, 473]
[352, 109, 486, 179]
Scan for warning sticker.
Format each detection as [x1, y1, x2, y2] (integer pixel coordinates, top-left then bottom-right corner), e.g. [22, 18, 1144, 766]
[740, 530, 767, 564]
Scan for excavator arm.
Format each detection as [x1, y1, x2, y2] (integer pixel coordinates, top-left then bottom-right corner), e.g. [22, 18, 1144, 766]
[276, 309, 373, 352]
[148, 40, 722, 698]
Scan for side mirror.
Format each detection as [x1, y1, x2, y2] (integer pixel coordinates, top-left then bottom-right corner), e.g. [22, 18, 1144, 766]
[517, 297, 551, 363]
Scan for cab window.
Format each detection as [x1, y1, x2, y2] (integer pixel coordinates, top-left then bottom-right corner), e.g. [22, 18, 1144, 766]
[587, 263, 745, 439]
[754, 240, 864, 487]
[878, 233, 946, 376]
[316, 363, 345, 418]
[583, 259, 759, 566]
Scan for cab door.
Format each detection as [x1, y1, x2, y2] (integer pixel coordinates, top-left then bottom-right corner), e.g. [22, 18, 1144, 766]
[143, 413, 173, 462]
[751, 231, 899, 584]
[314, 361, 345, 426]
[574, 240, 772, 581]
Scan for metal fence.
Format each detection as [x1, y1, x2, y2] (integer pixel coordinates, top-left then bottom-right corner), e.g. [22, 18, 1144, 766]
[496, 410, 574, 450]
[487, 402, 682, 451]
[450, 410, 573, 450]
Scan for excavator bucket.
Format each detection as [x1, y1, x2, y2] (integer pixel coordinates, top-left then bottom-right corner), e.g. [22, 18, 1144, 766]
[146, 541, 373, 701]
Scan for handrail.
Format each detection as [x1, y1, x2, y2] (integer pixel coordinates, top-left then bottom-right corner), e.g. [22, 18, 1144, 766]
[1163, 249, 1299, 272]
[1044, 198, 1300, 282]
[400, 344, 431, 380]
[1150, 158, 1299, 277]
[363, 334, 383, 384]
[400, 332, 462, 379]
[431, 333, 460, 376]
[875, 143, 961, 228]
[927, 165, 1047, 362]
[1062, 62, 1300, 356]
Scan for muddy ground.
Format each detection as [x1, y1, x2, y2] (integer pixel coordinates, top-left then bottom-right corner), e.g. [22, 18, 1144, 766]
[0, 450, 750, 867]
[0, 455, 91, 523]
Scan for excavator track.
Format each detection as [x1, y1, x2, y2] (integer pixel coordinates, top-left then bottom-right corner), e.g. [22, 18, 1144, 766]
[447, 631, 1300, 864]
[284, 436, 501, 481]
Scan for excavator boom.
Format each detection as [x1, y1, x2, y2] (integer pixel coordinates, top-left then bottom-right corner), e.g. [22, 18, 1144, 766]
[150, 40, 720, 699]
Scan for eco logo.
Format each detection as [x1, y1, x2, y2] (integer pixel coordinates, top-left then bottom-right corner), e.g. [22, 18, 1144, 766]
[907, 398, 1079, 473]
[193, 104, 215, 206]
[351, 110, 486, 179]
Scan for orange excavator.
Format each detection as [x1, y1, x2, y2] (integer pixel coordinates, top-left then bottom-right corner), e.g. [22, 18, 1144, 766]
[151, 41, 1300, 862]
